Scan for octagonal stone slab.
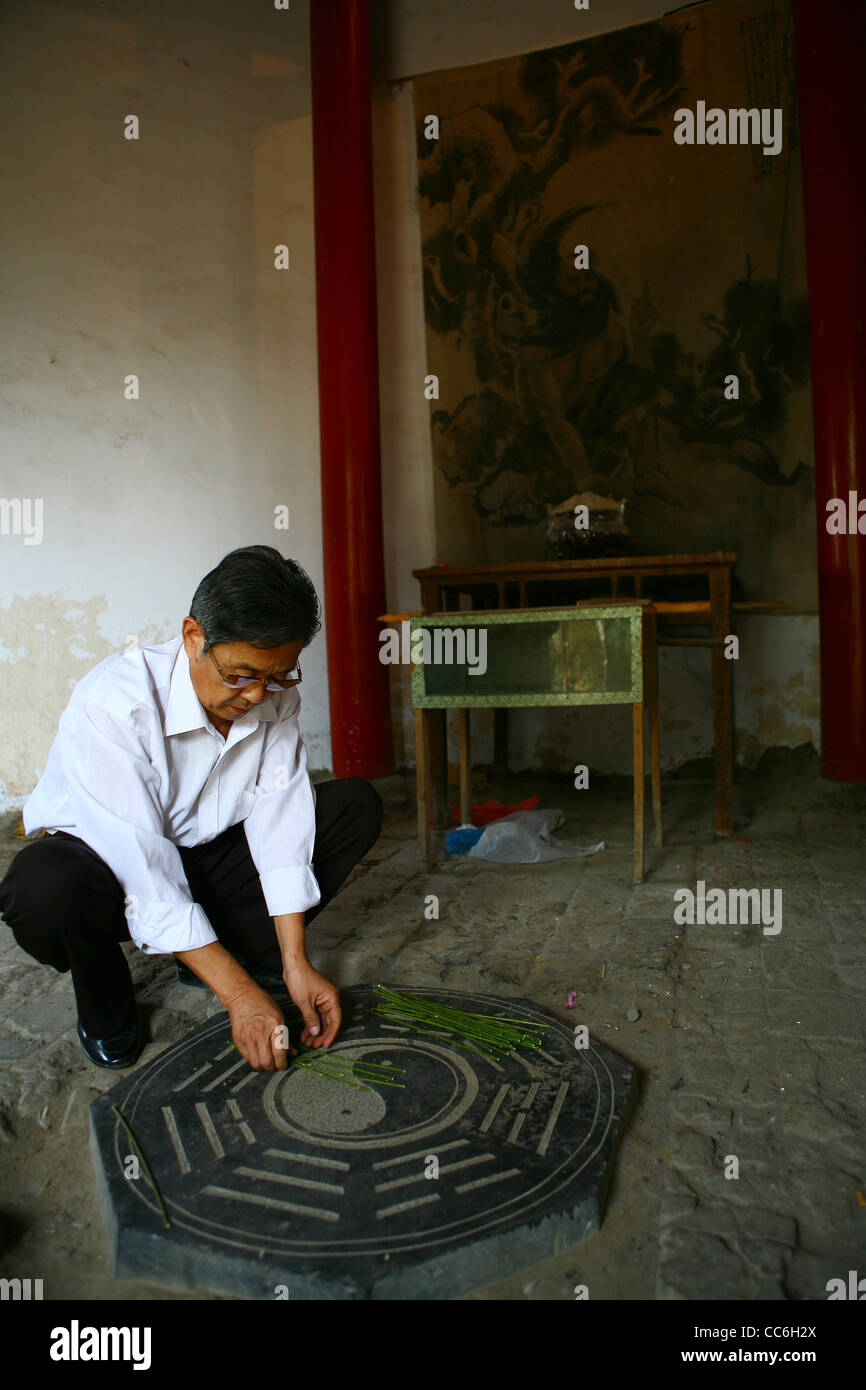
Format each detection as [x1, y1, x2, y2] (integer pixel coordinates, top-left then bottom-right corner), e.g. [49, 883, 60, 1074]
[90, 985, 636, 1299]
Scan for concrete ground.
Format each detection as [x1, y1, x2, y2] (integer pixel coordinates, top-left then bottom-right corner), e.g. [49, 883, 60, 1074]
[0, 747, 864, 1301]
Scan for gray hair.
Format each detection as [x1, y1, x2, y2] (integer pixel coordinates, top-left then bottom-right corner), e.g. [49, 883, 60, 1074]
[189, 546, 321, 649]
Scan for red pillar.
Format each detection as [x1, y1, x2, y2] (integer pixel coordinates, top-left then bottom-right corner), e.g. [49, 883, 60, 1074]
[794, 0, 866, 780]
[310, 0, 392, 778]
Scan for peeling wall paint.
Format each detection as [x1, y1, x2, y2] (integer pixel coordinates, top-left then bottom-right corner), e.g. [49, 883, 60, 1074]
[0, 592, 174, 809]
[0, 1, 330, 809]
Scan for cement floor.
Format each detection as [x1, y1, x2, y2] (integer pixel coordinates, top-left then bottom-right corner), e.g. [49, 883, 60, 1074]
[0, 748, 864, 1301]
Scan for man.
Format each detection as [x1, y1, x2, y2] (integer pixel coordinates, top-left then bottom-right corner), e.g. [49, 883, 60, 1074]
[0, 545, 383, 1071]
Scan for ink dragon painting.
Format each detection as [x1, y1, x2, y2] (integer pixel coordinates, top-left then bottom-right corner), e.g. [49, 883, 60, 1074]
[413, 0, 813, 601]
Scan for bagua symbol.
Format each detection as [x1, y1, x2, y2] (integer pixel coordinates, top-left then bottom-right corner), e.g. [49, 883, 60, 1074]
[378, 620, 488, 676]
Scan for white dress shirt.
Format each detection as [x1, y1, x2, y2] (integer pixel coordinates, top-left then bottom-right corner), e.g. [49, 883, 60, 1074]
[23, 637, 320, 955]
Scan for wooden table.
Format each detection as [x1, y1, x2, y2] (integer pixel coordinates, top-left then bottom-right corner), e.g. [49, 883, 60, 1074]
[411, 602, 662, 883]
[413, 553, 736, 836]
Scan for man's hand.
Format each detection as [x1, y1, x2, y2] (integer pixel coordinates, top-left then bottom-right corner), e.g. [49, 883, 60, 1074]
[283, 960, 341, 1048]
[176, 942, 294, 1071]
[226, 982, 294, 1070]
[274, 910, 341, 1049]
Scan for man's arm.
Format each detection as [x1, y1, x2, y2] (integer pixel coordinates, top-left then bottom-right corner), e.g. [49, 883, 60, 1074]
[177, 915, 341, 1063]
[243, 692, 342, 1048]
[242, 690, 320, 920]
[175, 941, 292, 1070]
[59, 700, 293, 1069]
[59, 699, 218, 955]
[274, 911, 341, 1048]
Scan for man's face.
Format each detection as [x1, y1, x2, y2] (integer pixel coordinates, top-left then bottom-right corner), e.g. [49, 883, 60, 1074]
[182, 617, 304, 725]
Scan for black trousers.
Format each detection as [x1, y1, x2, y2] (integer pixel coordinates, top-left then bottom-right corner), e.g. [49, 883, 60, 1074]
[0, 778, 382, 1037]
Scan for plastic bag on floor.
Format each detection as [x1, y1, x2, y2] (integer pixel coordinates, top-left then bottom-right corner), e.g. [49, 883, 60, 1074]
[445, 823, 484, 854]
[445, 807, 555, 855]
[467, 808, 604, 863]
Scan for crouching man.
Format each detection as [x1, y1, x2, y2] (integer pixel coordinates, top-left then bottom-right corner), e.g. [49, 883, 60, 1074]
[0, 545, 382, 1070]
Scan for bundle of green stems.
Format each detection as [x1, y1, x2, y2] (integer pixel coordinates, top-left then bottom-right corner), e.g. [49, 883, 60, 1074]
[291, 1045, 406, 1092]
[371, 985, 547, 1059]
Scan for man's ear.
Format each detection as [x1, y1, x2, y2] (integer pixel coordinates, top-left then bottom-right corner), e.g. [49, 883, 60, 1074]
[181, 616, 204, 656]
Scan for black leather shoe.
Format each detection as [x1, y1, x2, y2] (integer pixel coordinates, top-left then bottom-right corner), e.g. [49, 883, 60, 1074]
[77, 1008, 144, 1069]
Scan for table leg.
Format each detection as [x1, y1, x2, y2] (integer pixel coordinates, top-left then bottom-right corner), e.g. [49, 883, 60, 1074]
[458, 708, 471, 825]
[709, 570, 734, 836]
[493, 708, 509, 780]
[712, 648, 734, 836]
[428, 708, 450, 827]
[415, 709, 433, 870]
[633, 702, 646, 884]
[646, 615, 663, 848]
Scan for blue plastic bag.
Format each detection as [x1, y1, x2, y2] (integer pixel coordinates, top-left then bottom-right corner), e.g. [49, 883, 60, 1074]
[445, 824, 484, 855]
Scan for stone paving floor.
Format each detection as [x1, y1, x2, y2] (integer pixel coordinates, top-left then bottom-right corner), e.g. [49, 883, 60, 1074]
[0, 748, 863, 1300]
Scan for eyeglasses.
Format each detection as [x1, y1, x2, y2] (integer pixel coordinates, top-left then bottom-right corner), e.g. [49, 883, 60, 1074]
[201, 632, 302, 693]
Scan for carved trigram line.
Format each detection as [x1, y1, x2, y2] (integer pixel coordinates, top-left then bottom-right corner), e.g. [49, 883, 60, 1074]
[195, 1101, 224, 1157]
[234, 1165, 344, 1197]
[455, 1168, 521, 1194]
[510, 1052, 547, 1079]
[226, 1098, 255, 1145]
[478, 1084, 509, 1133]
[374, 1153, 494, 1194]
[204, 1184, 339, 1222]
[202, 1058, 247, 1093]
[162, 1095, 258, 1169]
[376, 1192, 439, 1220]
[507, 1080, 541, 1144]
[172, 1063, 211, 1093]
[161, 1105, 191, 1174]
[172, 1043, 237, 1095]
[371, 1139, 468, 1171]
[537, 1081, 570, 1155]
[264, 1148, 350, 1172]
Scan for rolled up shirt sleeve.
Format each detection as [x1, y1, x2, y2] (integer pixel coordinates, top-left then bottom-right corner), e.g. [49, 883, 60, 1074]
[243, 690, 321, 917]
[59, 699, 218, 955]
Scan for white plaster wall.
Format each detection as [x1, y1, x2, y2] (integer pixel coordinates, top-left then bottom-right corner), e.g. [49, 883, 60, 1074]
[0, 0, 329, 808]
[0, 0, 822, 805]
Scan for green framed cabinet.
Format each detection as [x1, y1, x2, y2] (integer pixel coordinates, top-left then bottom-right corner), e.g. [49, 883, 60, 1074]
[410, 603, 662, 883]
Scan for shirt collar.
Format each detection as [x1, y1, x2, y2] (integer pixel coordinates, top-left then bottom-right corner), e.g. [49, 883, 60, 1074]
[164, 640, 279, 738]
